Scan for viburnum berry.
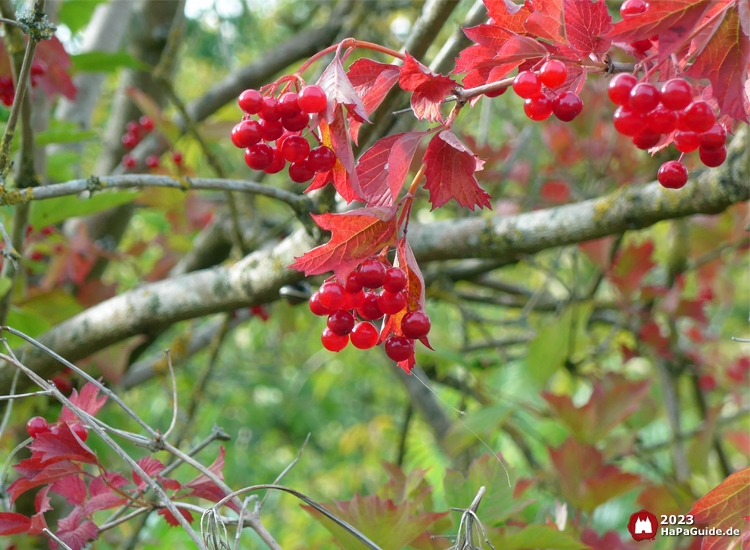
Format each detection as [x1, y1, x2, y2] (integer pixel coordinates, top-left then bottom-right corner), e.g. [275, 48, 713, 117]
[278, 92, 301, 117]
[358, 293, 384, 320]
[238, 89, 263, 114]
[281, 135, 310, 162]
[630, 39, 652, 52]
[344, 289, 365, 310]
[512, 71, 542, 99]
[632, 130, 661, 150]
[145, 155, 160, 169]
[699, 145, 727, 167]
[30, 251, 44, 261]
[41, 226, 53, 236]
[307, 146, 336, 172]
[647, 105, 678, 134]
[683, 101, 716, 133]
[629, 82, 660, 113]
[309, 291, 330, 316]
[231, 120, 262, 148]
[319, 281, 346, 310]
[357, 259, 387, 288]
[539, 60, 567, 88]
[140, 116, 155, 132]
[612, 106, 646, 136]
[697, 374, 716, 392]
[327, 309, 355, 336]
[259, 97, 281, 121]
[385, 336, 414, 362]
[607, 73, 637, 106]
[658, 161, 688, 189]
[122, 154, 137, 169]
[524, 95, 553, 121]
[383, 267, 407, 293]
[122, 132, 138, 149]
[27, 416, 48, 438]
[298, 85, 328, 114]
[71, 423, 88, 442]
[673, 130, 700, 153]
[321, 327, 348, 352]
[289, 159, 315, 183]
[172, 151, 183, 165]
[552, 92, 583, 122]
[699, 124, 727, 150]
[281, 111, 310, 132]
[350, 322, 378, 349]
[620, 0, 648, 16]
[676, 110, 692, 131]
[401, 311, 431, 339]
[245, 143, 274, 170]
[345, 271, 363, 293]
[260, 119, 284, 142]
[263, 148, 286, 174]
[378, 290, 406, 315]
[660, 79, 692, 111]
[52, 375, 73, 394]
[126, 120, 140, 135]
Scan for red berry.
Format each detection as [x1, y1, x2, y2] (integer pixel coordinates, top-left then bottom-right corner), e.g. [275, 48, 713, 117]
[26, 416, 48, 438]
[629, 82, 660, 113]
[699, 145, 727, 168]
[30, 61, 46, 76]
[41, 226, 53, 236]
[238, 89, 263, 114]
[288, 159, 315, 183]
[699, 124, 727, 150]
[630, 39, 652, 52]
[281, 135, 310, 162]
[245, 143, 274, 170]
[122, 154, 137, 169]
[484, 86, 506, 98]
[697, 374, 716, 392]
[612, 106, 646, 136]
[660, 79, 692, 111]
[52, 375, 73, 394]
[298, 85, 328, 114]
[358, 293, 384, 320]
[344, 289, 365, 310]
[552, 91, 583, 122]
[327, 309, 355, 336]
[658, 161, 688, 189]
[321, 327, 348, 352]
[357, 259, 387, 288]
[71, 423, 88, 442]
[647, 105, 678, 134]
[26, 224, 33, 237]
[307, 146, 336, 172]
[383, 267, 407, 293]
[350, 322, 379, 350]
[512, 71, 542, 99]
[683, 101, 716, 133]
[278, 92, 301, 117]
[30, 251, 44, 261]
[632, 129, 661, 150]
[621, 0, 648, 16]
[674, 130, 700, 153]
[385, 336, 415, 362]
[259, 97, 281, 121]
[231, 120, 262, 148]
[309, 291, 330, 316]
[172, 151, 183, 165]
[607, 73, 637, 106]
[281, 111, 310, 132]
[145, 155, 160, 169]
[139, 116, 154, 132]
[401, 311, 431, 339]
[121, 132, 138, 149]
[524, 95, 553, 121]
[260, 119, 284, 142]
[263, 148, 286, 174]
[126, 121, 140, 134]
[378, 291, 406, 315]
[319, 282, 346, 310]
[345, 271, 363, 293]
[539, 60, 567, 88]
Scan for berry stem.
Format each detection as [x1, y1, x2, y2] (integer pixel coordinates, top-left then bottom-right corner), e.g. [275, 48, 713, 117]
[398, 164, 427, 236]
[295, 39, 406, 76]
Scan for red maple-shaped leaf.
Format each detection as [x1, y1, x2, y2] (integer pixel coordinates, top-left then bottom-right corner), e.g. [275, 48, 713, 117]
[289, 206, 398, 282]
[50, 474, 87, 506]
[132, 456, 165, 490]
[82, 491, 128, 516]
[689, 468, 750, 550]
[563, 0, 613, 58]
[29, 422, 98, 466]
[356, 132, 425, 206]
[346, 59, 400, 144]
[182, 446, 239, 513]
[0, 513, 31, 536]
[158, 508, 195, 527]
[399, 53, 455, 122]
[51, 508, 98, 550]
[491, 33, 549, 64]
[685, 4, 750, 122]
[525, 0, 566, 44]
[159, 475, 182, 491]
[89, 472, 130, 496]
[29, 486, 53, 536]
[34, 37, 77, 100]
[608, 240, 656, 298]
[316, 49, 370, 124]
[8, 460, 82, 503]
[61, 381, 108, 423]
[486, 0, 532, 28]
[423, 131, 490, 211]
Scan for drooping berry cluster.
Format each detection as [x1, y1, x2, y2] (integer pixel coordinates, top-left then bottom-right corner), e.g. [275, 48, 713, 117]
[608, 74, 727, 190]
[309, 259, 431, 364]
[506, 61, 583, 123]
[232, 85, 337, 182]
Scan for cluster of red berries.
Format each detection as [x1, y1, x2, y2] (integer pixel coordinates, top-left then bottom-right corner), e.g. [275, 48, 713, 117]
[232, 85, 337, 182]
[608, 73, 726, 189]
[27, 416, 88, 442]
[496, 60, 583, 122]
[309, 259, 431, 363]
[0, 63, 46, 107]
[121, 115, 169, 170]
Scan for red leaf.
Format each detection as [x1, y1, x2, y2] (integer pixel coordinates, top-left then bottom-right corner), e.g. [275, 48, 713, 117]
[316, 50, 369, 124]
[463, 24, 515, 50]
[423, 131, 491, 211]
[685, 5, 750, 122]
[82, 491, 128, 515]
[608, 240, 656, 297]
[346, 59, 400, 143]
[8, 460, 82, 503]
[61, 381, 108, 423]
[689, 468, 750, 550]
[29, 511, 48, 536]
[356, 132, 425, 206]
[89, 472, 129, 496]
[159, 475, 182, 491]
[50, 474, 87, 506]
[158, 508, 194, 527]
[289, 206, 398, 281]
[29, 422, 98, 466]
[525, 0, 566, 44]
[486, 0, 533, 28]
[34, 37, 77, 100]
[579, 237, 614, 270]
[132, 456, 165, 490]
[540, 179, 570, 204]
[399, 53, 455, 122]
[581, 528, 640, 550]
[52, 508, 98, 550]
[563, 0, 613, 57]
[36, 486, 53, 514]
[0, 512, 31, 535]
[492, 34, 549, 64]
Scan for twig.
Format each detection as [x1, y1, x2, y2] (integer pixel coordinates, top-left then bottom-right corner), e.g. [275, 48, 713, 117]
[162, 349, 178, 441]
[0, 388, 51, 401]
[260, 433, 310, 509]
[234, 496, 256, 550]
[0, 369, 20, 440]
[43, 528, 73, 550]
[0, 17, 28, 32]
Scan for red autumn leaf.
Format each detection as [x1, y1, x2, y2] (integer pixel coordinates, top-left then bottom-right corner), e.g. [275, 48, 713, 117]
[36, 486, 53, 514]
[159, 475, 182, 491]
[423, 130, 490, 211]
[89, 472, 130, 496]
[61, 381, 108, 423]
[540, 179, 571, 204]
[82, 491, 128, 515]
[525, 0, 566, 44]
[356, 132, 425, 206]
[8, 460, 82, 503]
[639, 321, 674, 359]
[689, 468, 750, 550]
[158, 508, 195, 527]
[50, 474, 87, 506]
[608, 240, 656, 297]
[578, 237, 615, 270]
[316, 50, 370, 124]
[463, 24, 515, 50]
[685, 4, 750, 122]
[29, 511, 48, 536]
[289, 206, 398, 282]
[34, 37, 77, 100]
[491, 33, 549, 64]
[52, 508, 98, 550]
[0, 513, 31, 536]
[132, 456, 165, 490]
[563, 0, 613, 58]
[581, 528, 640, 550]
[398, 53, 455, 122]
[181, 446, 239, 512]
[29, 422, 98, 466]
[486, 0, 532, 29]
[346, 59, 400, 143]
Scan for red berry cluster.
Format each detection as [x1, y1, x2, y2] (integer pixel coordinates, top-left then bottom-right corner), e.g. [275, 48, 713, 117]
[309, 259, 431, 363]
[232, 85, 337, 182]
[506, 61, 583, 122]
[0, 77, 15, 106]
[27, 416, 88, 442]
[608, 74, 726, 189]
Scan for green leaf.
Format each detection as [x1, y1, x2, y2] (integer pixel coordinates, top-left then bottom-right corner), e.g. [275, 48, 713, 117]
[7, 306, 50, 347]
[21, 289, 84, 325]
[59, 0, 107, 34]
[46, 150, 79, 182]
[488, 525, 587, 550]
[0, 277, 11, 299]
[34, 128, 98, 146]
[30, 191, 140, 228]
[70, 51, 149, 74]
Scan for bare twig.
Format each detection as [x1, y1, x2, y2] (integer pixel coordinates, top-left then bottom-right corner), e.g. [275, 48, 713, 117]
[259, 433, 310, 509]
[0, 368, 21, 441]
[43, 528, 73, 550]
